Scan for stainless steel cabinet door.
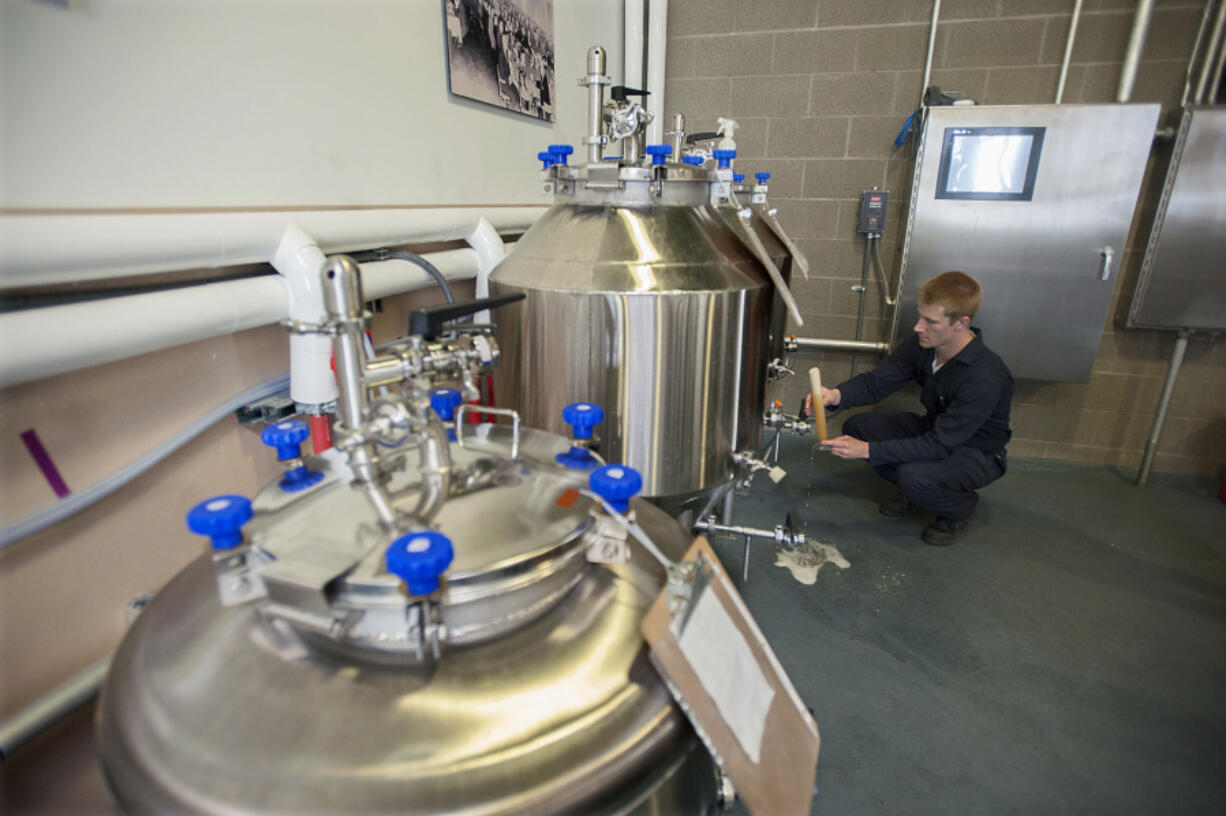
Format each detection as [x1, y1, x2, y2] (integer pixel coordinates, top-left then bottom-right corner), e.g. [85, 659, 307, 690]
[893, 104, 1160, 382]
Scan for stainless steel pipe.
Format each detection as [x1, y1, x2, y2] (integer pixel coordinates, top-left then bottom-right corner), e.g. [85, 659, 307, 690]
[1055, 0, 1085, 103]
[791, 336, 890, 353]
[1137, 329, 1189, 486]
[0, 656, 110, 760]
[1117, 0, 1156, 102]
[921, 0, 942, 104]
[1194, 0, 1226, 104]
[586, 46, 607, 164]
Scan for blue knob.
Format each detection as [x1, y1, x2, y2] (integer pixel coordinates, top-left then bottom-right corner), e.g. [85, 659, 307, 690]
[538, 150, 555, 169]
[645, 144, 672, 165]
[682, 155, 704, 166]
[734, 173, 745, 183]
[548, 144, 574, 165]
[755, 172, 771, 184]
[430, 388, 464, 422]
[712, 149, 736, 169]
[590, 465, 643, 514]
[186, 495, 253, 551]
[562, 402, 604, 440]
[385, 530, 455, 596]
[261, 420, 310, 462]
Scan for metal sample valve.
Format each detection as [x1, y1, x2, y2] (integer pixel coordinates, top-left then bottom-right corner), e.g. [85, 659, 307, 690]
[694, 511, 807, 582]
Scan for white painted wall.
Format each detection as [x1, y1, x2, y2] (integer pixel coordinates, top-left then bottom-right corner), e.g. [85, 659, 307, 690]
[1, 0, 623, 209]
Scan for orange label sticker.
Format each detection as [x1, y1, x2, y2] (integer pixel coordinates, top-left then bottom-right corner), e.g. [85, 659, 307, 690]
[556, 488, 580, 509]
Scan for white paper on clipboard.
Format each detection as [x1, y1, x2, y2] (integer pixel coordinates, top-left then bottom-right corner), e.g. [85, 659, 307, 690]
[676, 586, 775, 763]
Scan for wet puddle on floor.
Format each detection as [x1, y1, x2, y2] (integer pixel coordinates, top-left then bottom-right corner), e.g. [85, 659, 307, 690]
[773, 539, 850, 585]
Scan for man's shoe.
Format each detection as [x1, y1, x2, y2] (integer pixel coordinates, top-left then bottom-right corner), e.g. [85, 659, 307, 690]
[921, 517, 971, 546]
[878, 492, 920, 517]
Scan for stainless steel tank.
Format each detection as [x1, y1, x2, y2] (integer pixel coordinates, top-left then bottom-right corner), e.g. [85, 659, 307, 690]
[97, 257, 719, 814]
[491, 48, 805, 505]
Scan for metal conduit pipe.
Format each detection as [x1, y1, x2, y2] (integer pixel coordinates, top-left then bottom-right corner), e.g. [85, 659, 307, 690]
[791, 336, 890, 353]
[0, 656, 111, 760]
[1137, 330, 1190, 486]
[1194, 0, 1226, 104]
[1055, 0, 1085, 104]
[1180, 0, 1217, 106]
[921, 0, 943, 104]
[1117, 0, 1156, 102]
[1210, 22, 1226, 98]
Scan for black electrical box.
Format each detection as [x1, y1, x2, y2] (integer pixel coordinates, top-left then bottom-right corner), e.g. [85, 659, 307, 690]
[858, 189, 889, 234]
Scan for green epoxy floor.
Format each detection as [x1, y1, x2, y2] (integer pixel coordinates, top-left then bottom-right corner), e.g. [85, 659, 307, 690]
[714, 435, 1226, 815]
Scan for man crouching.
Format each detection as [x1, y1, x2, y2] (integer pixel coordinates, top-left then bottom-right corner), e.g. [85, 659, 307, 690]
[805, 271, 1014, 546]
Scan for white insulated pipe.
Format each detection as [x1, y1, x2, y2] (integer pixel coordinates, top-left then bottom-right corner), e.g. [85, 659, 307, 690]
[0, 207, 543, 291]
[625, 0, 645, 92]
[645, 0, 668, 144]
[1117, 0, 1156, 103]
[271, 223, 334, 406]
[0, 248, 483, 388]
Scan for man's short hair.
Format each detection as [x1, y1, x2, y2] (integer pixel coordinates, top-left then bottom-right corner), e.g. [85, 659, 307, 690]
[918, 271, 982, 323]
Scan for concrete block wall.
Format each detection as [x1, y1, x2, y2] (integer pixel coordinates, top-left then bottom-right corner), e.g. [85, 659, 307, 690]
[666, 0, 1225, 477]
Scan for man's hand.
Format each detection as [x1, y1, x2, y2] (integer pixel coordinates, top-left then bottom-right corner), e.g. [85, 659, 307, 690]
[821, 435, 869, 460]
[803, 387, 841, 416]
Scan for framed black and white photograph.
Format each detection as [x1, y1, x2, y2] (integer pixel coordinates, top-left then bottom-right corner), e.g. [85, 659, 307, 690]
[443, 0, 556, 122]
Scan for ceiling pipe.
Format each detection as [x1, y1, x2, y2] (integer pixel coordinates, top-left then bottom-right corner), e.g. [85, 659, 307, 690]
[1117, 0, 1156, 103]
[1055, 0, 1085, 104]
[645, 0, 668, 144]
[1181, 0, 1217, 106]
[921, 0, 943, 105]
[1194, 0, 1226, 104]
[625, 0, 645, 94]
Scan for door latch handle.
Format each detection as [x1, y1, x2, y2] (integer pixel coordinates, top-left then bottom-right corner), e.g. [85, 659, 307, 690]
[1097, 246, 1114, 281]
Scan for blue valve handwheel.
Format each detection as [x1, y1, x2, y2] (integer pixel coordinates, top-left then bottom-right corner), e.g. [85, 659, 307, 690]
[430, 388, 464, 422]
[261, 420, 310, 462]
[186, 494, 253, 551]
[589, 465, 643, 515]
[385, 530, 455, 596]
[562, 402, 604, 440]
[755, 172, 771, 184]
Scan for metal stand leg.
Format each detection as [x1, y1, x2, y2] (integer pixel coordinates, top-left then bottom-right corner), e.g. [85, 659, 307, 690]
[1137, 329, 1189, 486]
[742, 535, 752, 583]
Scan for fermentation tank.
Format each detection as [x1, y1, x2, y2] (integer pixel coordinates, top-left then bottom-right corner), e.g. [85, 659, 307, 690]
[97, 256, 720, 814]
[491, 47, 806, 504]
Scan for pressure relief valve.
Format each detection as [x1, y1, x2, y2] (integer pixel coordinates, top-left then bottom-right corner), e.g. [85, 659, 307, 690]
[260, 420, 323, 492]
[557, 402, 604, 469]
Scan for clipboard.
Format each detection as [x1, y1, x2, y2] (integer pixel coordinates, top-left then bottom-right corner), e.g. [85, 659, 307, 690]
[641, 536, 820, 815]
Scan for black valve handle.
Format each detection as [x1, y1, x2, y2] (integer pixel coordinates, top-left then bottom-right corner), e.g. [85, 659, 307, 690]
[408, 293, 525, 339]
[685, 131, 721, 144]
[610, 85, 650, 102]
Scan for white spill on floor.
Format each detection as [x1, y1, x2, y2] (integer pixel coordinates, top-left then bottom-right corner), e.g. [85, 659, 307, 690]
[774, 539, 850, 585]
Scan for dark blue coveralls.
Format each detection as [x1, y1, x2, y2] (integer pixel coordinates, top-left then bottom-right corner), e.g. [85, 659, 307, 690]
[835, 330, 1014, 522]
